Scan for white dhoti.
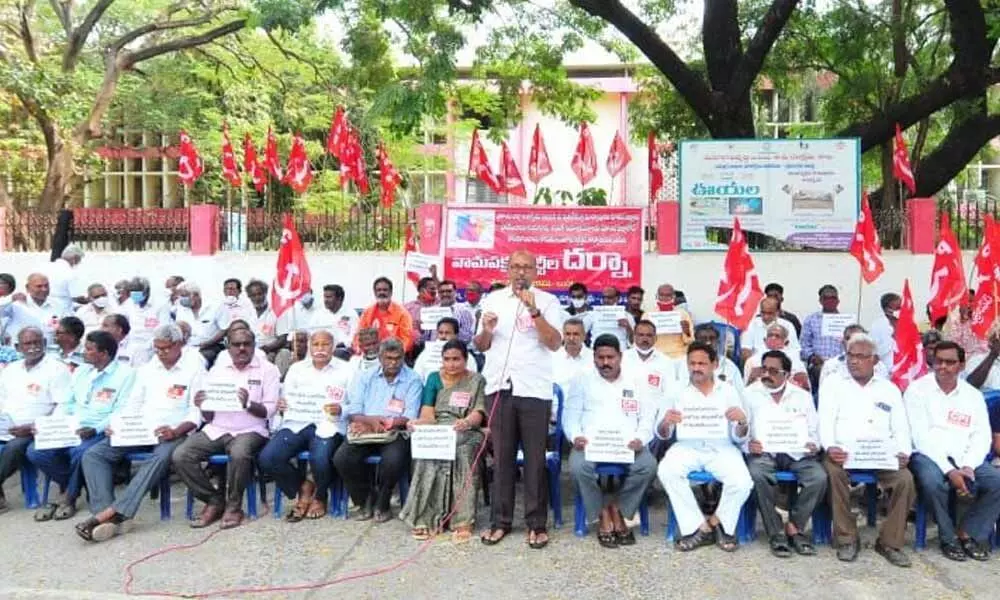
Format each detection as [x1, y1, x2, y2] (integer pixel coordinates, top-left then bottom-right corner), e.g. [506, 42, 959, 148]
[657, 442, 753, 536]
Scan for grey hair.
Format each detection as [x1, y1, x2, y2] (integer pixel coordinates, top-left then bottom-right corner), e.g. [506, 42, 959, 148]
[152, 323, 184, 344]
[379, 337, 404, 355]
[114, 279, 129, 291]
[16, 326, 45, 341]
[86, 283, 106, 296]
[563, 317, 586, 330]
[765, 322, 788, 338]
[310, 329, 335, 343]
[130, 276, 150, 290]
[845, 332, 877, 353]
[61, 244, 84, 261]
[177, 281, 201, 295]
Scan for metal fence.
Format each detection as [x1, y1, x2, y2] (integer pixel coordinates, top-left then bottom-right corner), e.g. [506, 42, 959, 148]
[220, 205, 414, 252]
[2, 208, 190, 252]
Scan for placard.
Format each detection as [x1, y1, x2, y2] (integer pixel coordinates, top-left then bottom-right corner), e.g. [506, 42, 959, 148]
[646, 311, 683, 335]
[405, 252, 439, 281]
[821, 313, 856, 339]
[584, 427, 634, 464]
[675, 397, 729, 441]
[33, 414, 81, 450]
[200, 379, 244, 412]
[421, 341, 445, 371]
[419, 306, 454, 331]
[284, 386, 326, 424]
[844, 437, 898, 471]
[110, 411, 158, 447]
[410, 425, 457, 461]
[757, 412, 809, 454]
[0, 413, 13, 442]
[592, 305, 627, 327]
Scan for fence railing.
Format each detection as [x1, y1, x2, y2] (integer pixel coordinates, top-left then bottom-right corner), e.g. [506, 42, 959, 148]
[2, 208, 190, 252]
[220, 206, 413, 252]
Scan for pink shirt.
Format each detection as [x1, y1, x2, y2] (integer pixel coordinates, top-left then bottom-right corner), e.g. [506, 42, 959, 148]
[200, 354, 280, 441]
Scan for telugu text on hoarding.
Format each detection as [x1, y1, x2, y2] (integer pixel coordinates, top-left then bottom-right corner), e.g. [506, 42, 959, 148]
[443, 206, 643, 292]
[679, 139, 860, 251]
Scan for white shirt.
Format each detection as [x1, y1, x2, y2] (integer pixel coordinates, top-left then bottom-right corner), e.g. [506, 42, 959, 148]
[116, 335, 152, 368]
[870, 314, 896, 369]
[745, 316, 801, 355]
[551, 346, 594, 396]
[181, 347, 209, 370]
[75, 303, 114, 336]
[278, 359, 353, 437]
[306, 306, 360, 347]
[745, 381, 819, 460]
[656, 381, 748, 447]
[46, 258, 85, 314]
[964, 352, 1000, 390]
[818, 375, 911, 456]
[249, 306, 293, 348]
[477, 286, 563, 399]
[214, 299, 257, 332]
[348, 354, 380, 388]
[564, 366, 656, 446]
[0, 355, 71, 426]
[743, 349, 808, 385]
[175, 304, 220, 347]
[589, 309, 634, 349]
[622, 347, 682, 406]
[121, 299, 173, 352]
[820, 353, 889, 385]
[904, 373, 991, 474]
[3, 297, 69, 345]
[123, 355, 205, 431]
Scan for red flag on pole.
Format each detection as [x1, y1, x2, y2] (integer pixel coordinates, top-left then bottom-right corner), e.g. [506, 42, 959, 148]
[606, 130, 632, 178]
[468, 130, 501, 193]
[528, 124, 552, 184]
[714, 218, 765, 331]
[264, 127, 283, 181]
[282, 133, 313, 194]
[970, 215, 1000, 338]
[377, 143, 402, 209]
[927, 212, 968, 322]
[891, 279, 924, 391]
[648, 131, 663, 204]
[893, 124, 917, 195]
[326, 106, 349, 159]
[177, 131, 203, 188]
[220, 125, 241, 187]
[500, 141, 527, 198]
[571, 122, 597, 186]
[270, 214, 311, 319]
[242, 133, 266, 194]
[849, 192, 885, 283]
[338, 125, 370, 194]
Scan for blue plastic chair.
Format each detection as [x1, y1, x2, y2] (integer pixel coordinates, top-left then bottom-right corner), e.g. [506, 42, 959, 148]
[811, 471, 878, 543]
[124, 452, 172, 521]
[272, 450, 345, 519]
[513, 383, 565, 528]
[184, 454, 258, 520]
[573, 463, 651, 537]
[665, 470, 754, 544]
[335, 454, 410, 517]
[744, 470, 831, 545]
[707, 321, 742, 369]
[0, 442, 41, 509]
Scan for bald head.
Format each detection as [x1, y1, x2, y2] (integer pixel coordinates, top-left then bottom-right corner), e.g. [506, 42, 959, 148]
[760, 297, 780, 323]
[507, 250, 537, 290]
[26, 273, 49, 304]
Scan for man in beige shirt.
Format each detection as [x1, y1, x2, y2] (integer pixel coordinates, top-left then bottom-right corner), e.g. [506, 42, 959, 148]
[645, 284, 693, 359]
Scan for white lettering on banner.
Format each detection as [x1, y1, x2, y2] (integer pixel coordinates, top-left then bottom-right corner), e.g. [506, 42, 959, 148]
[200, 379, 243, 412]
[33, 414, 81, 450]
[821, 314, 856, 339]
[844, 437, 898, 470]
[448, 251, 635, 280]
[411, 425, 457, 461]
[110, 411, 158, 447]
[284, 387, 327, 424]
[646, 311, 683, 334]
[584, 427, 634, 464]
[419, 307, 454, 331]
[675, 398, 729, 441]
[757, 412, 809, 454]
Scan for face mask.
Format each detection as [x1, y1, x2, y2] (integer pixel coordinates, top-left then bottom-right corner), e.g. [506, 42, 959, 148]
[224, 295, 238, 306]
[178, 297, 193, 309]
[129, 291, 145, 304]
[300, 293, 314, 307]
[570, 298, 586, 309]
[657, 302, 674, 311]
[92, 297, 109, 309]
[465, 293, 481, 305]
[636, 347, 654, 358]
[766, 380, 788, 395]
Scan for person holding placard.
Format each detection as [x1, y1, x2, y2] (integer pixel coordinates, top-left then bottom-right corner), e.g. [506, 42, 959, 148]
[357, 277, 414, 353]
[647, 284, 693, 359]
[437, 280, 476, 344]
[400, 340, 486, 543]
[588, 287, 634, 350]
[819, 332, 915, 567]
[0, 327, 70, 515]
[905, 341, 1000, 562]
[800, 285, 850, 392]
[693, 324, 745, 398]
[743, 323, 810, 391]
[74, 324, 203, 542]
[334, 338, 422, 523]
[405, 277, 440, 345]
[565, 334, 657, 549]
[745, 351, 825, 558]
[27, 330, 135, 522]
[412, 318, 476, 383]
[259, 330, 351, 522]
[655, 342, 752, 553]
[173, 327, 279, 530]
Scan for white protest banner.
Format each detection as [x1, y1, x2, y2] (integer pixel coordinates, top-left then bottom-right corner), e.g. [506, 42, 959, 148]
[757, 412, 809, 454]
[410, 425, 457, 461]
[821, 313, 856, 339]
[110, 411, 158, 447]
[33, 414, 81, 450]
[0, 413, 13, 442]
[405, 252, 438, 281]
[844, 437, 898, 471]
[200, 378, 243, 412]
[284, 386, 327, 424]
[584, 427, 634, 464]
[419, 307, 453, 331]
[675, 397, 729, 441]
[646, 311, 683, 335]
[592, 305, 627, 327]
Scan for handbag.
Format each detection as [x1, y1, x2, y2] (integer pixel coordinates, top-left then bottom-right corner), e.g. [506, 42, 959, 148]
[347, 430, 400, 445]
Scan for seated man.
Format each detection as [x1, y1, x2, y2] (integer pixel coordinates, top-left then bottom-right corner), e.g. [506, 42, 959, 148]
[51, 316, 85, 373]
[333, 338, 422, 522]
[244, 279, 294, 378]
[655, 342, 752, 552]
[743, 323, 809, 390]
[566, 334, 657, 548]
[623, 319, 682, 398]
[743, 297, 800, 361]
[819, 332, 915, 567]
[693, 324, 744, 397]
[906, 341, 1000, 561]
[819, 324, 887, 385]
[27, 331, 135, 522]
[75, 324, 204, 542]
[0, 327, 71, 514]
[647, 284, 693, 360]
[172, 327, 279, 530]
[348, 327, 382, 382]
[259, 330, 351, 521]
[745, 350, 825, 558]
[552, 317, 594, 393]
[963, 330, 1000, 390]
[101, 314, 139, 366]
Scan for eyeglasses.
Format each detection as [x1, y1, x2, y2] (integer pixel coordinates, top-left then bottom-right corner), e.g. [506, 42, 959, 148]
[935, 358, 961, 366]
[846, 352, 873, 361]
[762, 367, 787, 377]
[509, 264, 535, 272]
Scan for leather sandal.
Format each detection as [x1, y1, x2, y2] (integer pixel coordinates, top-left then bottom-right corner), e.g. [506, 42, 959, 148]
[480, 527, 510, 546]
[713, 524, 738, 552]
[597, 530, 618, 549]
[676, 527, 714, 552]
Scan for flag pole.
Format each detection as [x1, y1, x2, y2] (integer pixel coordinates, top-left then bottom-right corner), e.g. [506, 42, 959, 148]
[856, 268, 864, 319]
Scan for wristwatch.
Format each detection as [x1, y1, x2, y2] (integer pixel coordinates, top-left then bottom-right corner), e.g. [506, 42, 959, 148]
[529, 308, 541, 319]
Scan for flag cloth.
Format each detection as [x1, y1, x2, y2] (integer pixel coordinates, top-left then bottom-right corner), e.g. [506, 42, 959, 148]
[270, 214, 311, 319]
[242, 133, 266, 194]
[606, 129, 632, 178]
[714, 218, 765, 331]
[340, 125, 370, 194]
[220, 125, 241, 187]
[849, 192, 885, 283]
[891, 279, 924, 391]
[528, 123, 552, 184]
[403, 223, 420, 288]
[893, 124, 917, 195]
[177, 131, 203, 188]
[326, 106, 348, 159]
[264, 127, 283, 181]
[648, 131, 663, 204]
[468, 130, 501, 193]
[377, 143, 403, 209]
[500, 141, 527, 198]
[571, 122, 597, 186]
[282, 133, 313, 194]
[927, 212, 967, 322]
[970, 215, 1000, 338]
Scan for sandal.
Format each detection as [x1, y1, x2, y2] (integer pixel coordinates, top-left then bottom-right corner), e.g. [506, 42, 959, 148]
[528, 529, 549, 550]
[220, 510, 245, 530]
[452, 525, 473, 544]
[53, 503, 77, 521]
[190, 504, 223, 529]
[597, 530, 618, 549]
[75, 517, 100, 542]
[480, 527, 510, 546]
[788, 532, 815, 556]
[412, 527, 431, 541]
[961, 538, 990, 561]
[615, 529, 636, 546]
[714, 524, 738, 552]
[305, 499, 326, 520]
[769, 534, 792, 558]
[675, 527, 715, 552]
[33, 503, 58, 522]
[285, 501, 307, 523]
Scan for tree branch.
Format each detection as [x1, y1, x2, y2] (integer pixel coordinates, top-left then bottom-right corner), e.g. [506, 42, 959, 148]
[63, 0, 116, 72]
[726, 0, 799, 100]
[47, 0, 71, 36]
[265, 29, 329, 84]
[19, 0, 39, 64]
[111, 10, 232, 53]
[120, 18, 247, 67]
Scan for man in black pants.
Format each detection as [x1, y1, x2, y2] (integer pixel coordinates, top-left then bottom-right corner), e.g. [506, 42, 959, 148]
[476, 250, 563, 549]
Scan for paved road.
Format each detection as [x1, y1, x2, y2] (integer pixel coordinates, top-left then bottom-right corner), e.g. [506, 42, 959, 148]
[0, 477, 994, 600]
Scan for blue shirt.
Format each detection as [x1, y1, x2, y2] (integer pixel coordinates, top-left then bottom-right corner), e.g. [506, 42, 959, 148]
[59, 360, 136, 431]
[346, 365, 422, 420]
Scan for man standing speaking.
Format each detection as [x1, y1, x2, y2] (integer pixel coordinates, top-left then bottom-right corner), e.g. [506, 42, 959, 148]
[476, 250, 563, 549]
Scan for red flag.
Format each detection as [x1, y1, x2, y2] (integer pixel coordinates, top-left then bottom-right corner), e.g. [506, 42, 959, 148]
[500, 141, 527, 198]
[377, 143, 403, 209]
[264, 127, 283, 181]
[849, 192, 885, 283]
[339, 125, 369, 194]
[606, 129, 632, 178]
[282, 133, 313, 194]
[270, 214, 311, 319]
[927, 212, 968, 322]
[893, 124, 916, 195]
[970, 215, 1000, 338]
[571, 122, 598, 186]
[468, 130, 501, 193]
[714, 218, 765, 331]
[648, 131, 663, 203]
[242, 133, 266, 194]
[891, 280, 924, 391]
[403, 223, 420, 288]
[528, 124, 552, 184]
[177, 131, 203, 188]
[326, 106, 349, 159]
[220, 125, 241, 187]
